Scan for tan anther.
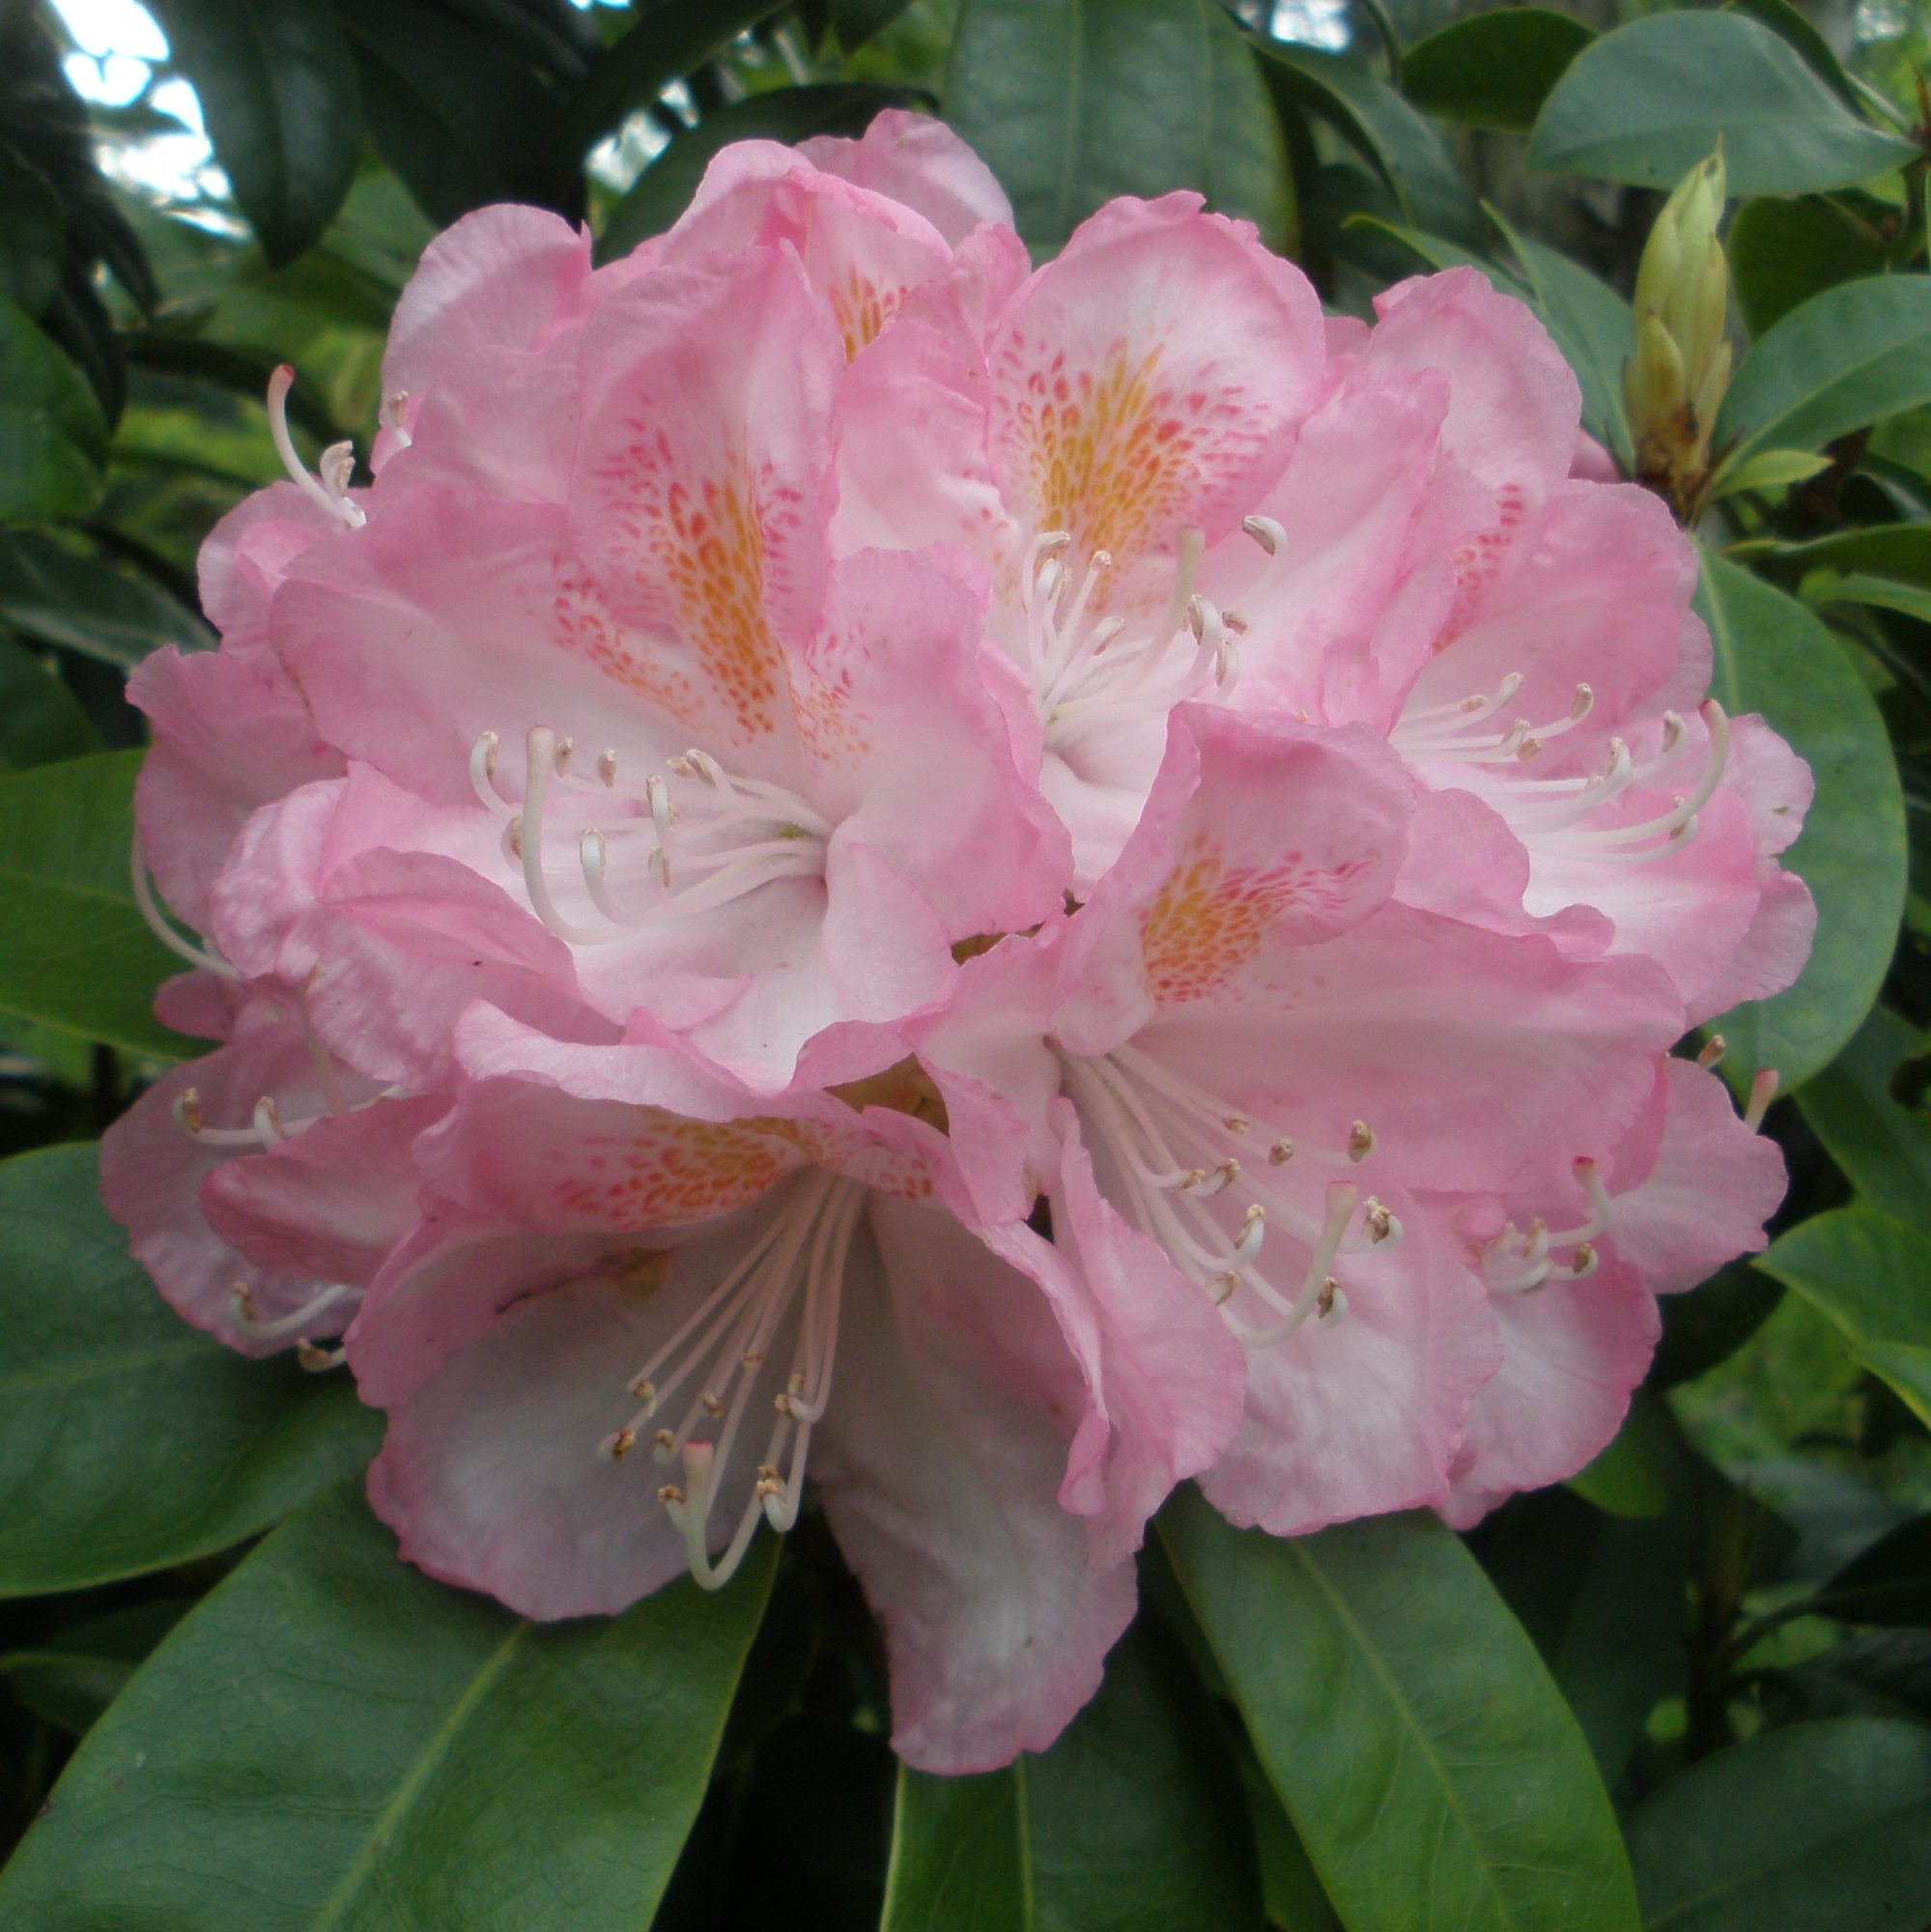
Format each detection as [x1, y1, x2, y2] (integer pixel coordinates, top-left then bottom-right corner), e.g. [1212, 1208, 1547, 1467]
[233, 1283, 260, 1322]
[741, 1350, 765, 1370]
[597, 749, 617, 787]
[609, 1428, 636, 1461]
[1364, 1198, 1394, 1242]
[1696, 1035, 1726, 1069]
[699, 1391, 724, 1417]
[1268, 1139, 1295, 1165]
[628, 1375, 656, 1403]
[1212, 1269, 1240, 1304]
[506, 817, 524, 860]
[654, 1428, 675, 1453]
[553, 736, 574, 774]
[1348, 1122, 1376, 1162]
[1516, 736, 1542, 760]
[295, 1339, 338, 1372]
[181, 1087, 204, 1134]
[1571, 1242, 1597, 1273]
[1179, 1166, 1207, 1190]
[1316, 1277, 1339, 1319]
[1223, 1114, 1251, 1135]
[657, 1484, 686, 1507]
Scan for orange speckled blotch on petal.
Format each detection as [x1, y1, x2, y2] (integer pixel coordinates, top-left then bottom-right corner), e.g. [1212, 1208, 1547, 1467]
[1436, 480, 1529, 649]
[830, 268, 906, 362]
[553, 1116, 797, 1229]
[549, 563, 700, 722]
[1000, 337, 1227, 567]
[1140, 836, 1377, 1005]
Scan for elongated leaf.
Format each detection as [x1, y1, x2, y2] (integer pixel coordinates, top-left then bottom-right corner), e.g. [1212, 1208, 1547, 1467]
[0, 1484, 775, 1931]
[571, 0, 788, 147]
[0, 148, 66, 317]
[1797, 1007, 1931, 1231]
[1625, 1718, 1931, 1931]
[1747, 523, 1931, 589]
[1760, 1204, 1931, 1427]
[946, 0, 1288, 254]
[0, 1142, 379, 1595]
[1402, 10, 1593, 133]
[0, 298, 107, 524]
[1201, 6, 1294, 253]
[1727, 196, 1892, 338]
[1160, 1490, 1639, 1932]
[1718, 277, 1931, 476]
[1694, 549, 1906, 1091]
[598, 84, 926, 262]
[1248, 34, 1484, 247]
[0, 528, 213, 667]
[882, 1621, 1260, 1932]
[1730, 0, 1869, 112]
[149, 0, 360, 264]
[1815, 1515, 1931, 1628]
[0, 751, 195, 1058]
[0, 1601, 190, 1736]
[1526, 13, 1916, 195]
[1816, 570, 1931, 625]
[0, 635, 99, 768]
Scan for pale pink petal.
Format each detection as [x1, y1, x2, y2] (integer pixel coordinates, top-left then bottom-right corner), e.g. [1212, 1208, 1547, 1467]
[812, 1194, 1138, 1773]
[798, 109, 1017, 244]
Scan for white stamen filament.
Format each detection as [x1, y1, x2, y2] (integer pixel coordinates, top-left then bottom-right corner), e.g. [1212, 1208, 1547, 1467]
[492, 727, 832, 948]
[130, 833, 240, 979]
[226, 1278, 357, 1344]
[267, 365, 364, 529]
[607, 1174, 866, 1592]
[1063, 1045, 1396, 1348]
[1484, 1155, 1615, 1295]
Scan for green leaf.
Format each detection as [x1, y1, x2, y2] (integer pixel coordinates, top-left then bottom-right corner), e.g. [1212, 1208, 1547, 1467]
[1796, 1007, 1931, 1232]
[946, 0, 1295, 255]
[881, 1619, 1261, 1932]
[1652, 1261, 1784, 1387]
[0, 635, 99, 768]
[831, 0, 918, 50]
[598, 84, 926, 262]
[1760, 1205, 1931, 1427]
[1526, 13, 1917, 195]
[1727, 0, 1869, 113]
[571, 0, 789, 147]
[1568, 1389, 1676, 1519]
[1159, 1490, 1640, 1932]
[1814, 570, 1931, 625]
[0, 148, 67, 317]
[1694, 549, 1906, 1091]
[148, 0, 360, 265]
[1711, 448, 1834, 497]
[0, 298, 107, 525]
[1814, 1515, 1931, 1628]
[0, 1483, 775, 1931]
[1746, 522, 1931, 590]
[1625, 1718, 1931, 1931]
[1402, 10, 1594, 134]
[0, 751, 197, 1059]
[1718, 276, 1931, 475]
[1727, 196, 1892, 338]
[0, 1601, 191, 1736]
[0, 1142, 380, 1595]
[0, 529, 212, 668]
[1247, 35, 1485, 248]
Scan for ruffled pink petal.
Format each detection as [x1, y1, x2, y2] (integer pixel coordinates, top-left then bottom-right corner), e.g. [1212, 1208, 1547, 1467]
[196, 481, 339, 639]
[1440, 1260, 1659, 1527]
[1201, 1209, 1501, 1534]
[812, 1194, 1138, 1772]
[798, 109, 1017, 245]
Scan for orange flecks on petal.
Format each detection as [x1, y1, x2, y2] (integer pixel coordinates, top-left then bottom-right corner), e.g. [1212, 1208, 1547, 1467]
[1436, 480, 1528, 650]
[596, 427, 789, 743]
[1140, 836, 1372, 1004]
[555, 1117, 796, 1228]
[829, 269, 904, 362]
[552, 566, 698, 717]
[1003, 339, 1211, 566]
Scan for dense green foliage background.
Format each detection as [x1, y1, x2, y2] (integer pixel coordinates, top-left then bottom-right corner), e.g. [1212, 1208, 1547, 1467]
[4, 0, 1931, 1923]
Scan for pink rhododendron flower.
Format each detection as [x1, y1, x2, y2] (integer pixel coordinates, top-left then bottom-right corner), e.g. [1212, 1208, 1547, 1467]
[105, 110, 1813, 1771]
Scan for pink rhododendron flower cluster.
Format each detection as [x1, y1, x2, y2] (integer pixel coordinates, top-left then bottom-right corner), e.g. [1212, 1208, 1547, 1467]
[104, 113, 1811, 1773]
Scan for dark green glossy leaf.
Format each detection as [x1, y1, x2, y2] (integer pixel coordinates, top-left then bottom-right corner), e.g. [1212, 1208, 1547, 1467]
[599, 84, 926, 262]
[1760, 1205, 1931, 1426]
[0, 147, 66, 316]
[1248, 34, 1484, 247]
[1626, 1718, 1931, 1931]
[1569, 1388, 1675, 1519]
[1815, 570, 1931, 625]
[1159, 1490, 1639, 1932]
[0, 1141, 379, 1594]
[0, 1483, 775, 1931]
[1728, 0, 1869, 112]
[149, 0, 360, 265]
[1237, 1754, 1344, 1932]
[571, 0, 788, 146]
[0, 751, 196, 1059]
[0, 634, 99, 768]
[831, 0, 918, 51]
[1478, 1483, 1692, 1787]
[947, 0, 1292, 255]
[1746, 522, 1931, 590]
[1526, 13, 1916, 195]
[1402, 9, 1593, 133]
[1728, 197, 1893, 338]
[1718, 276, 1931, 474]
[0, 528, 212, 668]
[1815, 1514, 1931, 1627]
[0, 1601, 190, 1735]
[1798, 1006, 1931, 1231]
[1652, 1261, 1784, 1387]
[1695, 549, 1906, 1091]
[0, 298, 107, 524]
[881, 1620, 1261, 1931]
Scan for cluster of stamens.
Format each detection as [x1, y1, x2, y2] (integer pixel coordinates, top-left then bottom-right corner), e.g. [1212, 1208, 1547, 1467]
[1018, 517, 1284, 746]
[1063, 1042, 1398, 1348]
[1479, 1156, 1614, 1295]
[470, 725, 832, 946]
[267, 365, 366, 530]
[596, 1172, 866, 1590]
[1397, 676, 1732, 867]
